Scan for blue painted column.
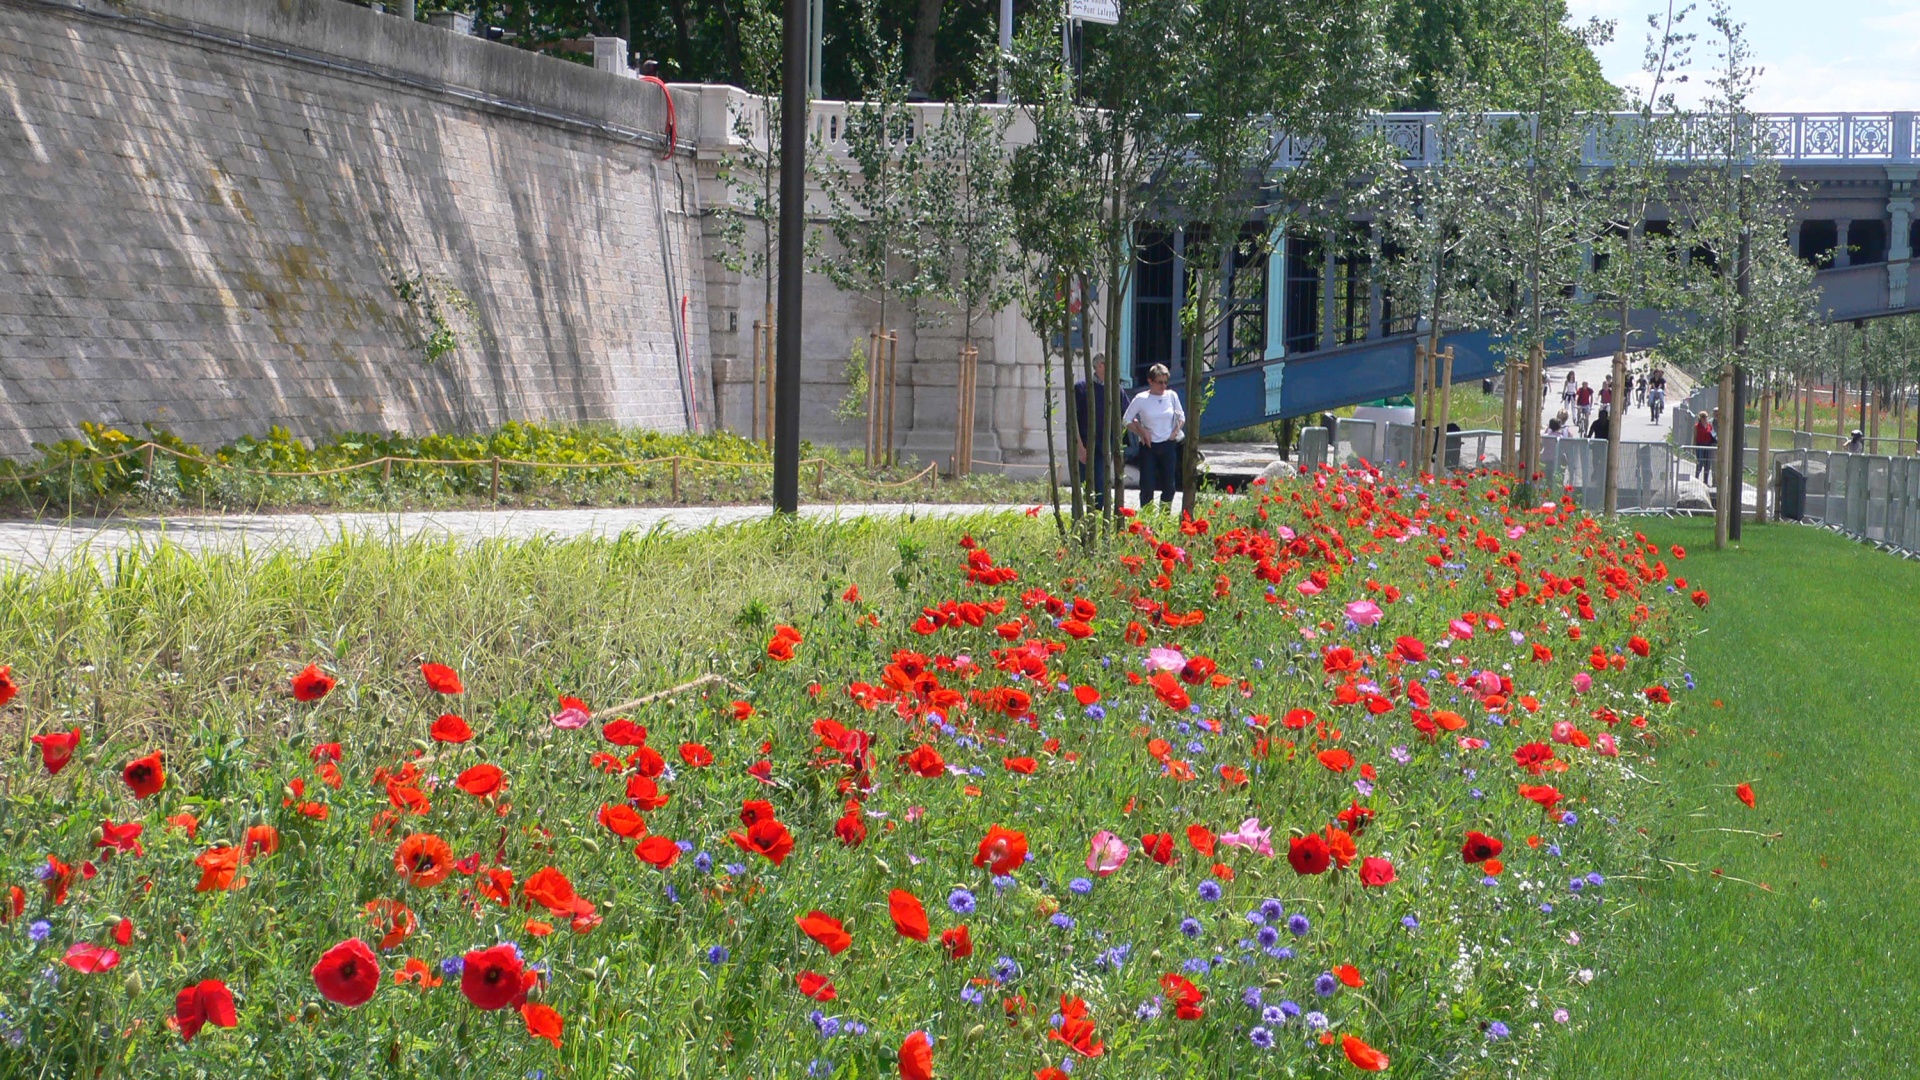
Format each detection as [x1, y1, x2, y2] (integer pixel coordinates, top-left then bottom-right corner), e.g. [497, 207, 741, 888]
[1264, 220, 1287, 361]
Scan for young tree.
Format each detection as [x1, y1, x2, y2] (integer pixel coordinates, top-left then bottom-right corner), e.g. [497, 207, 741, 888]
[711, 0, 785, 443]
[1589, 0, 1692, 514]
[816, 0, 945, 463]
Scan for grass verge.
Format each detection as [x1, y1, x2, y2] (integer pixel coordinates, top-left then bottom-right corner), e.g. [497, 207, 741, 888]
[1547, 518, 1920, 1077]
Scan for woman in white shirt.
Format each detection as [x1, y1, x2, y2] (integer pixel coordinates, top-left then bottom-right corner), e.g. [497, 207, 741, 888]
[1123, 363, 1185, 509]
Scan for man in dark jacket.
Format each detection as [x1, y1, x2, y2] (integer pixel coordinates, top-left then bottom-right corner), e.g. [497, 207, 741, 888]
[1073, 357, 1109, 509]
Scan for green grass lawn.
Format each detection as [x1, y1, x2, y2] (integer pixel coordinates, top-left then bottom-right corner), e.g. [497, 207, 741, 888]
[1547, 518, 1920, 1078]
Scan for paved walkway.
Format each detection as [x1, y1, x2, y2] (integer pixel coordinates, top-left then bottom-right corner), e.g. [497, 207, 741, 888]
[1546, 354, 1689, 443]
[0, 495, 1204, 568]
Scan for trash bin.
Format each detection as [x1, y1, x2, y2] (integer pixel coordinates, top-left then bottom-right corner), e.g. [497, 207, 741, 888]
[1776, 463, 1805, 521]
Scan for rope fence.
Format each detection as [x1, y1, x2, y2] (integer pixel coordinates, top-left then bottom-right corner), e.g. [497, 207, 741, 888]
[2, 440, 952, 504]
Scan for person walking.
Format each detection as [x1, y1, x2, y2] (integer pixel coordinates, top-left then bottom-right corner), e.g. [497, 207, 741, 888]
[1073, 356, 1109, 510]
[1587, 406, 1610, 441]
[1124, 363, 1185, 510]
[1561, 372, 1577, 409]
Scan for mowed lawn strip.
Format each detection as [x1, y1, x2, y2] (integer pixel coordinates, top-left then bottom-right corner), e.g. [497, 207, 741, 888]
[1548, 519, 1920, 1078]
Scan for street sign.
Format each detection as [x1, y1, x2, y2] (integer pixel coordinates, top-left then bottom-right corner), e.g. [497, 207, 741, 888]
[1068, 0, 1119, 25]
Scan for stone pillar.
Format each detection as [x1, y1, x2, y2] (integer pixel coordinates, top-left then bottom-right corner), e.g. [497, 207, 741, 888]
[1790, 219, 1802, 259]
[1889, 167, 1916, 309]
[399, 0, 416, 18]
[593, 37, 632, 77]
[1835, 218, 1853, 269]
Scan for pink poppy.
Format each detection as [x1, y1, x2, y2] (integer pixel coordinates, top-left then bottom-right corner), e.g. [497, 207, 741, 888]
[1344, 600, 1383, 627]
[1220, 817, 1273, 857]
[1086, 831, 1130, 877]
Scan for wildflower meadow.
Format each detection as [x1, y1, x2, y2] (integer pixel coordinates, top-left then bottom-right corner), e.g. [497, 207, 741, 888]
[0, 466, 1708, 1077]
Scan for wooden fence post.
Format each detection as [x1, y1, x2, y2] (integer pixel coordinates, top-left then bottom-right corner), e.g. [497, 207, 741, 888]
[671, 458, 682, 502]
[490, 456, 501, 504]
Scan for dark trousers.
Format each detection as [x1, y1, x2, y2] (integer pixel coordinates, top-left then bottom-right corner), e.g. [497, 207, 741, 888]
[1139, 439, 1181, 507]
[1077, 448, 1108, 509]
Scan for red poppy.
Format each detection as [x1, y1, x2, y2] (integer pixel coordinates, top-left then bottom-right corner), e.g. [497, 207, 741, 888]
[732, 700, 754, 721]
[242, 825, 279, 861]
[1358, 857, 1397, 887]
[1317, 748, 1354, 772]
[973, 825, 1028, 876]
[635, 836, 682, 868]
[679, 742, 714, 767]
[363, 899, 417, 949]
[940, 924, 973, 959]
[1518, 783, 1564, 812]
[1461, 831, 1504, 864]
[394, 833, 454, 887]
[421, 663, 464, 694]
[0, 665, 16, 707]
[97, 820, 145, 857]
[1342, 1033, 1390, 1070]
[889, 889, 929, 941]
[1073, 685, 1101, 706]
[312, 938, 380, 1006]
[1003, 757, 1037, 775]
[1334, 964, 1365, 988]
[900, 744, 947, 778]
[113, 917, 133, 945]
[767, 625, 803, 662]
[1140, 832, 1174, 865]
[122, 752, 165, 798]
[834, 810, 867, 847]
[626, 775, 670, 811]
[730, 818, 795, 866]
[291, 664, 335, 702]
[460, 943, 526, 1010]
[898, 1030, 934, 1080]
[173, 979, 238, 1042]
[30, 728, 81, 775]
[1735, 782, 1756, 809]
[455, 764, 506, 799]
[598, 803, 648, 839]
[430, 714, 473, 743]
[62, 942, 121, 973]
[1288, 833, 1331, 875]
[796, 970, 838, 1000]
[1186, 824, 1217, 857]
[601, 719, 649, 746]
[1513, 742, 1555, 773]
[522, 867, 576, 914]
[194, 846, 241, 892]
[1159, 973, 1205, 1019]
[521, 1002, 564, 1048]
[1049, 994, 1105, 1057]
[797, 910, 852, 955]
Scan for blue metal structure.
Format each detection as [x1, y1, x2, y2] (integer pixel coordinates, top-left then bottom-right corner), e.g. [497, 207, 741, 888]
[1148, 112, 1920, 435]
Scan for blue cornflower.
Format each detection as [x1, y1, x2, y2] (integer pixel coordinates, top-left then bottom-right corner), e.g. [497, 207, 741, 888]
[1249, 1026, 1275, 1048]
[1096, 944, 1132, 970]
[1136, 999, 1162, 1021]
[1242, 986, 1263, 1009]
[676, 839, 695, 853]
[1259, 899, 1285, 922]
[1179, 918, 1203, 939]
[1050, 913, 1076, 930]
[1570, 877, 1586, 892]
[1262, 1005, 1287, 1025]
[1086, 705, 1106, 720]
[1540, 902, 1555, 914]
[1487, 1021, 1511, 1040]
[27, 921, 51, 943]
[1561, 811, 1579, 826]
[724, 863, 747, 876]
[1402, 914, 1420, 930]
[440, 956, 465, 976]
[1182, 958, 1210, 975]
[705, 945, 729, 965]
[992, 875, 1017, 893]
[1287, 914, 1311, 937]
[1257, 926, 1280, 948]
[1303, 1010, 1329, 1030]
[1244, 908, 1267, 926]
[1068, 878, 1093, 895]
[1265, 945, 1295, 960]
[1586, 872, 1605, 887]
[961, 985, 986, 1005]
[948, 888, 976, 915]
[993, 956, 1020, 983]
[1314, 972, 1339, 998]
[1198, 881, 1223, 902]
[1278, 1000, 1302, 1019]
[817, 1015, 842, 1038]
[808, 1060, 834, 1077]
[693, 851, 713, 873]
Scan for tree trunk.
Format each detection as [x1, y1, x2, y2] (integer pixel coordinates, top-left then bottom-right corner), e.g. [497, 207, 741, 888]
[1604, 347, 1626, 515]
[907, 0, 943, 98]
[1755, 375, 1773, 522]
[1715, 363, 1734, 549]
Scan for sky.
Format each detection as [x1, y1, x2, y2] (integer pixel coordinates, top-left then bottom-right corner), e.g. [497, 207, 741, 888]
[1564, 0, 1920, 111]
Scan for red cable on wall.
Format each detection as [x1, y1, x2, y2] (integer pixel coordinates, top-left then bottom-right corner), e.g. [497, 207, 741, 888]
[641, 76, 676, 159]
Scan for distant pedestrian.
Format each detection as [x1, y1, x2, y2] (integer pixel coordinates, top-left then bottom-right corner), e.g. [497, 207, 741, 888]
[1587, 407, 1610, 441]
[1693, 413, 1716, 478]
[1073, 356, 1109, 510]
[1561, 373, 1577, 408]
[1847, 429, 1865, 454]
[1124, 363, 1185, 509]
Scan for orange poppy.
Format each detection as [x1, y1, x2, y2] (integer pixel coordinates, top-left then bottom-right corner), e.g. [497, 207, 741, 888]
[394, 833, 454, 887]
